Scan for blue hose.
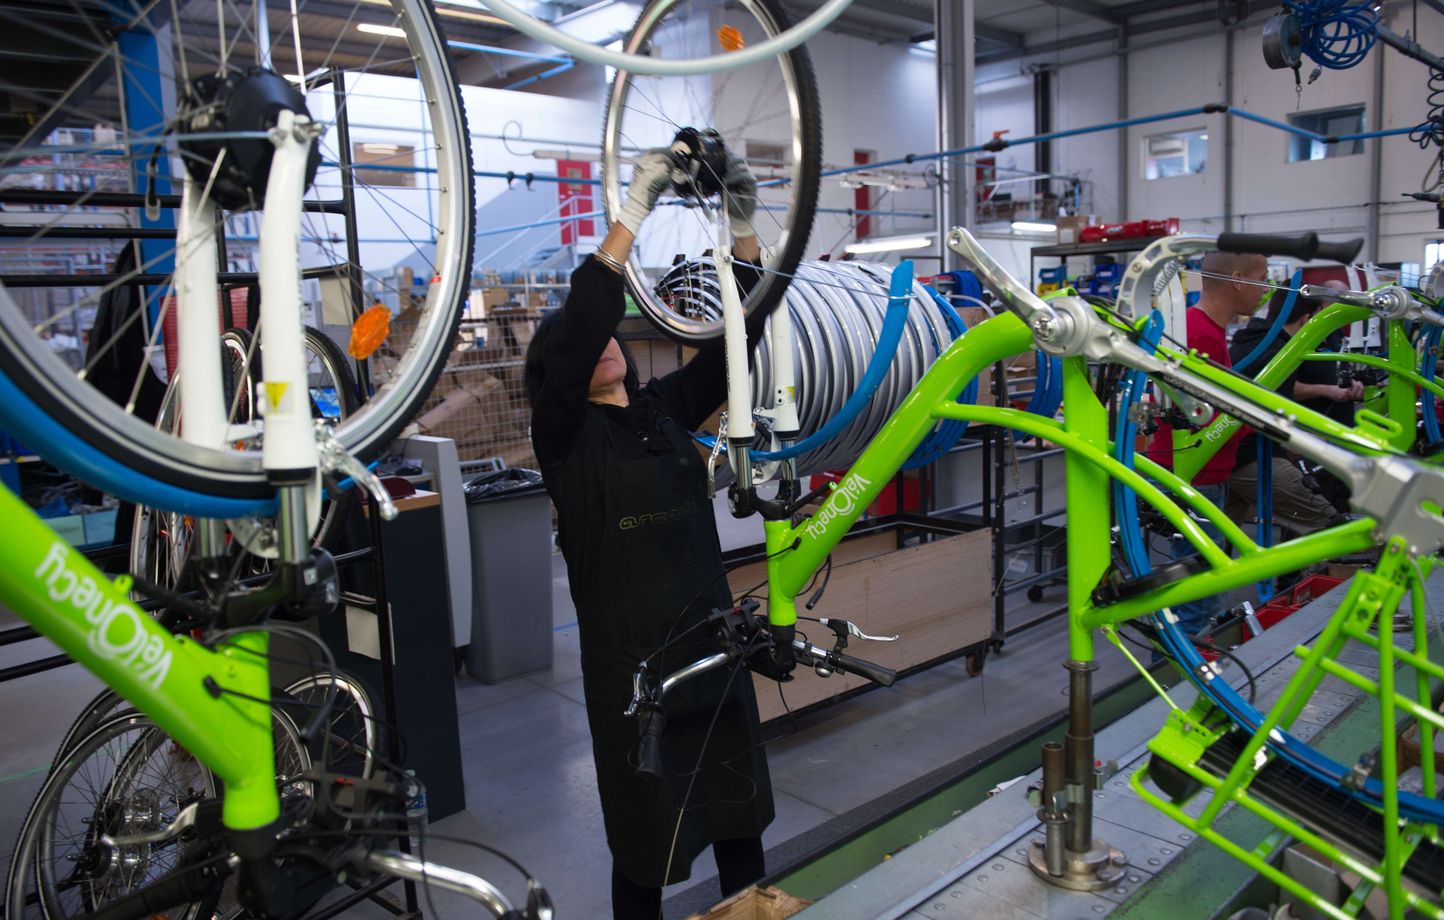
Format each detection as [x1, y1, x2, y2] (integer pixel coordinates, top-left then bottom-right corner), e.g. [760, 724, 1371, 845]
[1112, 312, 1163, 573]
[1423, 325, 1442, 445]
[696, 260, 915, 461]
[1232, 270, 1303, 374]
[1109, 319, 1444, 826]
[1284, 0, 1378, 71]
[901, 287, 980, 469]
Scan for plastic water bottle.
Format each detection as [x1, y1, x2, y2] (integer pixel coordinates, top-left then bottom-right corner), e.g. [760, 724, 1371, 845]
[404, 769, 428, 854]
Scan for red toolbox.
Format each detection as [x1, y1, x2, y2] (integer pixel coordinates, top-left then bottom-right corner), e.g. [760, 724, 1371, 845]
[1246, 574, 1345, 639]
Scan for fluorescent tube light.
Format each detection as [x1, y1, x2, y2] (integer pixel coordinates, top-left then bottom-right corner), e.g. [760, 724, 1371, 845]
[1011, 221, 1057, 233]
[358, 23, 408, 38]
[844, 235, 931, 255]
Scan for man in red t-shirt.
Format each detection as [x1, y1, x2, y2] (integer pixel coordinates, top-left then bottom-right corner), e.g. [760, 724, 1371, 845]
[1146, 251, 1268, 637]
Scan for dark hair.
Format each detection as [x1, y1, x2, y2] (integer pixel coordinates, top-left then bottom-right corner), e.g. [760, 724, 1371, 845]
[1264, 288, 1325, 325]
[524, 308, 641, 406]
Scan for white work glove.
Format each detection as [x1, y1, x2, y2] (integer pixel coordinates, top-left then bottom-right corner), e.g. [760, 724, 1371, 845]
[617, 148, 676, 236]
[722, 151, 757, 240]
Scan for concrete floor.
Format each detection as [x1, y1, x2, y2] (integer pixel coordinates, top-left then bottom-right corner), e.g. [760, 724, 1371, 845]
[0, 500, 1143, 919]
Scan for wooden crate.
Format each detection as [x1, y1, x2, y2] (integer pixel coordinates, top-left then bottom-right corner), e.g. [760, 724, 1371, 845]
[728, 528, 994, 721]
[685, 886, 811, 920]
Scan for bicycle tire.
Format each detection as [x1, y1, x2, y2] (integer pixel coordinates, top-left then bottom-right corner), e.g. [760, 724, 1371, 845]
[482, 0, 851, 76]
[282, 670, 382, 781]
[601, 0, 821, 345]
[11, 706, 310, 920]
[127, 326, 361, 576]
[6, 712, 219, 920]
[0, 0, 474, 517]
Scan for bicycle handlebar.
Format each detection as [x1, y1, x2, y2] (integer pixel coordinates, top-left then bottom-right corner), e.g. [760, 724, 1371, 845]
[363, 850, 553, 919]
[810, 642, 897, 686]
[628, 613, 896, 778]
[1217, 231, 1363, 264]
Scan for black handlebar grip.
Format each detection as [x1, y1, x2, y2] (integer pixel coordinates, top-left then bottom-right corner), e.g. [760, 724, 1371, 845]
[1216, 231, 1362, 264]
[635, 708, 666, 782]
[830, 650, 897, 687]
[1314, 238, 1365, 263]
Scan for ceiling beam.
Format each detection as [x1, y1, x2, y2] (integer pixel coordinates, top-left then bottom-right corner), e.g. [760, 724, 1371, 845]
[1038, 0, 1125, 24]
[974, 23, 1027, 48]
[902, 23, 1027, 50]
[1108, 0, 1209, 18]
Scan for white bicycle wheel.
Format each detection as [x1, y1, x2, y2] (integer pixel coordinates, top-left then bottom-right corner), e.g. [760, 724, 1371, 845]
[601, 0, 822, 344]
[482, 0, 852, 76]
[0, 0, 473, 508]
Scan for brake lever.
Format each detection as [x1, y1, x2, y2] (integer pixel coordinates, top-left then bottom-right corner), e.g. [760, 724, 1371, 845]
[818, 618, 898, 644]
[623, 663, 656, 718]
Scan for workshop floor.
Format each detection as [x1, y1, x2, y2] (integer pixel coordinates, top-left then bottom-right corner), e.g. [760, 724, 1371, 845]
[0, 502, 1153, 920]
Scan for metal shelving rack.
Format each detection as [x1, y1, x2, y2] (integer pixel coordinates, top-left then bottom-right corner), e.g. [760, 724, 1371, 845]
[1027, 235, 1168, 291]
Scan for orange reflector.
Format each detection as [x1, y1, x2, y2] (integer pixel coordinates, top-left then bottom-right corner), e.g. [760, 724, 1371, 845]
[349, 303, 392, 360]
[718, 24, 745, 52]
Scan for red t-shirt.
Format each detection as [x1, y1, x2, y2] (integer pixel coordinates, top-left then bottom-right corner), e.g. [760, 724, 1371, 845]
[1145, 307, 1240, 486]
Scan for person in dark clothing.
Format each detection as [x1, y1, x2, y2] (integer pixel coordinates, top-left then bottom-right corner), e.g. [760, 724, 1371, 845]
[1225, 290, 1360, 533]
[525, 144, 775, 920]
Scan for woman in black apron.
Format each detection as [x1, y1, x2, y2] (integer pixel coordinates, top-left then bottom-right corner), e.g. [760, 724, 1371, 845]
[525, 146, 776, 919]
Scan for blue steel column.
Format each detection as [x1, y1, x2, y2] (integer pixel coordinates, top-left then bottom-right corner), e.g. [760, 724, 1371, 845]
[114, 15, 177, 331]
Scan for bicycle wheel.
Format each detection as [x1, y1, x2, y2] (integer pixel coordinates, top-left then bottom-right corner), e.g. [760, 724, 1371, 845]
[601, 0, 821, 344]
[283, 670, 380, 780]
[129, 326, 360, 580]
[8, 709, 309, 920]
[0, 0, 473, 515]
[484, 0, 851, 76]
[129, 329, 255, 587]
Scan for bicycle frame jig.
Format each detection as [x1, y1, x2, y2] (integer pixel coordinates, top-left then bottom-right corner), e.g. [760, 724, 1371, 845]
[735, 228, 1444, 916]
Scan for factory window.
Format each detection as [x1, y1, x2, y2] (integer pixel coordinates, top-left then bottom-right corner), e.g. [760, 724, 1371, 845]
[1142, 129, 1207, 180]
[1286, 105, 1365, 162]
[1426, 240, 1444, 276]
[352, 142, 417, 187]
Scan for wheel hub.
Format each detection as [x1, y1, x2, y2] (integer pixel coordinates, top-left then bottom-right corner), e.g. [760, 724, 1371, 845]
[179, 67, 322, 211]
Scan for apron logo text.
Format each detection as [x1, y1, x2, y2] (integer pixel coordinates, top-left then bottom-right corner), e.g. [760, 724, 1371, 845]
[36, 542, 172, 689]
[619, 498, 702, 531]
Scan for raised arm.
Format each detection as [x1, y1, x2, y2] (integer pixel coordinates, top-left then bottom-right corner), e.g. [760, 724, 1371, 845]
[529, 153, 674, 467]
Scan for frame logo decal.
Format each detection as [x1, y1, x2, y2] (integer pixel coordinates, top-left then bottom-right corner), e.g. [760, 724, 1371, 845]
[35, 542, 172, 689]
[804, 473, 873, 540]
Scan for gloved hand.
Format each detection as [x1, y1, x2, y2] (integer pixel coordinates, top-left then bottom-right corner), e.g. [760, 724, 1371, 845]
[722, 151, 758, 240]
[617, 148, 676, 236]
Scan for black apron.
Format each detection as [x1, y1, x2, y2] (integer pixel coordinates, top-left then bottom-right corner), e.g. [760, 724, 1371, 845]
[550, 402, 774, 888]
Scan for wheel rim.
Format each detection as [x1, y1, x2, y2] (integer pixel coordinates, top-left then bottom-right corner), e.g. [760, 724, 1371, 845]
[128, 328, 355, 578]
[284, 672, 378, 780]
[21, 716, 215, 920]
[17, 709, 310, 920]
[0, 0, 472, 504]
[601, 0, 820, 344]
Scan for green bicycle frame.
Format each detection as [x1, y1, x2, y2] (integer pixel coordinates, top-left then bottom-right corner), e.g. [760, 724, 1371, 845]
[758, 306, 1434, 919]
[0, 485, 279, 831]
[1173, 302, 1397, 483]
[762, 310, 1380, 634]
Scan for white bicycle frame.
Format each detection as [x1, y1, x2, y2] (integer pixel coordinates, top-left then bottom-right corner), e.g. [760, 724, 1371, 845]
[172, 107, 386, 563]
[716, 200, 801, 488]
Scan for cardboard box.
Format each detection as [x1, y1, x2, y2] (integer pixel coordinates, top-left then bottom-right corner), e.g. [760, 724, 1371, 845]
[685, 886, 811, 920]
[1055, 214, 1099, 245]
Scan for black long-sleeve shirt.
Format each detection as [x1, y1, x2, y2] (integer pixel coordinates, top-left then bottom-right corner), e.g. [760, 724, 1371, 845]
[530, 256, 768, 470]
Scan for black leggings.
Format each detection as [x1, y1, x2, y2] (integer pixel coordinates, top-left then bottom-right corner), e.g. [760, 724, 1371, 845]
[610, 836, 766, 920]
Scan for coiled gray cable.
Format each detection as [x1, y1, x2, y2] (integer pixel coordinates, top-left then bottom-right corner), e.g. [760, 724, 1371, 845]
[653, 259, 960, 477]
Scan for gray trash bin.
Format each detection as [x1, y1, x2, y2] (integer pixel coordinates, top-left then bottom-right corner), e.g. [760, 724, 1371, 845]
[462, 469, 553, 683]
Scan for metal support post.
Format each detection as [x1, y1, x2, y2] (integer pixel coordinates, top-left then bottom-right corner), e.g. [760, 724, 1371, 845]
[935, 0, 975, 269]
[1029, 357, 1123, 890]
